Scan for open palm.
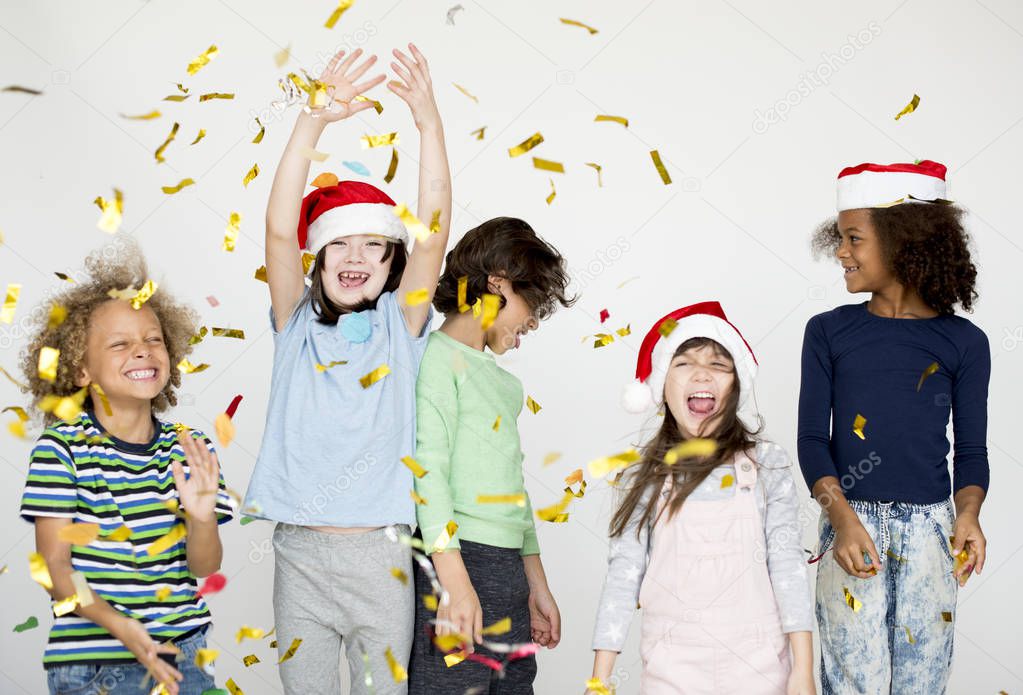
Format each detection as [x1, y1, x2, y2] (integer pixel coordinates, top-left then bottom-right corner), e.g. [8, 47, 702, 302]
[312, 48, 386, 122]
[172, 430, 221, 523]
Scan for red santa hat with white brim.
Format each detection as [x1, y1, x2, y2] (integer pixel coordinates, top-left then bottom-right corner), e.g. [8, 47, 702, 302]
[836, 160, 948, 211]
[622, 301, 759, 427]
[297, 180, 408, 256]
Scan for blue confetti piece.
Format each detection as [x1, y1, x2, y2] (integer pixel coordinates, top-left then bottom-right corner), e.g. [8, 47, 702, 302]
[343, 161, 370, 176]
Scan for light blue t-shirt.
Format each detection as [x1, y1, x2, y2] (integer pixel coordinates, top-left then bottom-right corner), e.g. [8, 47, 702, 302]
[244, 288, 431, 526]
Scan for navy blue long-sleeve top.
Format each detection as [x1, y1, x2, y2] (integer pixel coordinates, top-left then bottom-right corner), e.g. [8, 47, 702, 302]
[797, 302, 990, 504]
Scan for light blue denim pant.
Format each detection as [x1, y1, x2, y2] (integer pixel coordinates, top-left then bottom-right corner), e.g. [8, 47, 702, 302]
[46, 625, 215, 695]
[815, 499, 958, 695]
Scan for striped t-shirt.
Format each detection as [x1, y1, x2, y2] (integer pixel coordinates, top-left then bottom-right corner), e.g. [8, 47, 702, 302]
[19, 409, 234, 667]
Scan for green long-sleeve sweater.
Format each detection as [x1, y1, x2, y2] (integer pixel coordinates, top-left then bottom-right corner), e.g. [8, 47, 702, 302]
[414, 330, 540, 556]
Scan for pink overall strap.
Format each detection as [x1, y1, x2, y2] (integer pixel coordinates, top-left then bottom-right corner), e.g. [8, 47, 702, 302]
[734, 451, 757, 489]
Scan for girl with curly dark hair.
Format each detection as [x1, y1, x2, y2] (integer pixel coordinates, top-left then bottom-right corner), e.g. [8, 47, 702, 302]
[798, 160, 990, 693]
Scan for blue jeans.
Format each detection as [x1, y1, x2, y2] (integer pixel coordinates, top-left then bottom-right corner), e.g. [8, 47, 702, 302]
[815, 499, 958, 695]
[46, 625, 216, 695]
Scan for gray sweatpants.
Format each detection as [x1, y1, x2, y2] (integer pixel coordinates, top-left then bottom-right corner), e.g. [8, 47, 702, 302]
[272, 523, 414, 695]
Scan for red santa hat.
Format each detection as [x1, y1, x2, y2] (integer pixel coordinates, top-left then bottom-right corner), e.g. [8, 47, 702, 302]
[297, 181, 408, 256]
[622, 302, 759, 426]
[836, 160, 948, 211]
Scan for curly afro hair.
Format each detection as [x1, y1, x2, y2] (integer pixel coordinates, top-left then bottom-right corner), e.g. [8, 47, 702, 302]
[18, 237, 199, 426]
[811, 203, 978, 314]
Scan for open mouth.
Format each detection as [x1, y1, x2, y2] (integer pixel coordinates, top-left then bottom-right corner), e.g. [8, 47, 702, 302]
[687, 391, 717, 417]
[125, 368, 158, 382]
[844, 265, 860, 275]
[338, 271, 370, 289]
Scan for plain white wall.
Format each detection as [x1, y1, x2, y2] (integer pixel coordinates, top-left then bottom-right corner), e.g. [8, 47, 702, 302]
[2, 1, 1021, 693]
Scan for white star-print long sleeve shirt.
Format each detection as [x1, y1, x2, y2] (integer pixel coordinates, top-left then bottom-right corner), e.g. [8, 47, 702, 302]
[591, 440, 814, 652]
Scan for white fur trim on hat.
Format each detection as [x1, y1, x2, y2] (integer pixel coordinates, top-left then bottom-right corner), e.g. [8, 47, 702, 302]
[837, 170, 947, 212]
[305, 203, 408, 256]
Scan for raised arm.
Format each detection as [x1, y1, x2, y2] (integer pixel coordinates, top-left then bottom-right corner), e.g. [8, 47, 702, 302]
[387, 44, 452, 336]
[266, 49, 386, 330]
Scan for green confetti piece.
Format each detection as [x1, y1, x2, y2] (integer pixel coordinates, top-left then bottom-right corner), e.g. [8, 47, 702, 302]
[240, 516, 255, 526]
[13, 616, 38, 632]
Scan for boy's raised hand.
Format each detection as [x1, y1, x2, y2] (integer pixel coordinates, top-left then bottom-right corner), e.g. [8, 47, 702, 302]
[387, 43, 440, 131]
[172, 431, 220, 523]
[313, 48, 386, 122]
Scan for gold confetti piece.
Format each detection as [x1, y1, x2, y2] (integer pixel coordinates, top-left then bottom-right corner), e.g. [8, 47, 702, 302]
[162, 178, 195, 195]
[894, 94, 920, 120]
[586, 678, 613, 695]
[616, 324, 631, 337]
[187, 45, 219, 75]
[29, 552, 53, 589]
[536, 490, 574, 523]
[215, 412, 234, 448]
[422, 593, 438, 610]
[452, 83, 479, 103]
[650, 150, 671, 185]
[314, 360, 348, 373]
[252, 118, 265, 144]
[384, 148, 399, 184]
[390, 567, 409, 585]
[37, 346, 59, 382]
[431, 520, 459, 552]
[405, 288, 430, 306]
[190, 129, 206, 146]
[54, 272, 74, 283]
[325, 0, 355, 28]
[120, 110, 161, 120]
[584, 162, 603, 187]
[543, 452, 562, 467]
[658, 318, 678, 338]
[57, 523, 100, 545]
[8, 419, 26, 438]
[2, 85, 42, 95]
[38, 386, 88, 422]
[199, 92, 235, 102]
[148, 524, 186, 556]
[509, 132, 544, 157]
[385, 646, 408, 681]
[526, 396, 541, 414]
[103, 524, 131, 542]
[588, 449, 641, 479]
[533, 157, 565, 173]
[354, 95, 383, 114]
[360, 364, 391, 388]
[594, 114, 628, 127]
[243, 654, 260, 667]
[477, 494, 526, 507]
[94, 188, 124, 233]
[885, 549, 906, 563]
[278, 638, 302, 664]
[107, 280, 158, 310]
[224, 212, 241, 252]
[401, 456, 427, 478]
[664, 438, 718, 465]
[916, 362, 939, 392]
[46, 303, 67, 330]
[481, 617, 511, 635]
[189, 326, 208, 345]
[393, 204, 430, 242]
[1, 366, 28, 390]
[243, 164, 259, 188]
[302, 252, 316, 274]
[154, 122, 179, 163]
[470, 126, 486, 140]
[457, 276, 470, 313]
[720, 473, 735, 489]
[53, 594, 80, 617]
[195, 648, 219, 668]
[492, 415, 501, 431]
[593, 333, 614, 348]
[155, 586, 172, 601]
[177, 358, 209, 374]
[1, 283, 21, 323]
[852, 414, 867, 440]
[903, 625, 915, 644]
[311, 172, 339, 188]
[163, 94, 190, 102]
[411, 489, 428, 505]
[212, 327, 245, 339]
[480, 293, 501, 330]
[299, 146, 329, 162]
[3, 405, 28, 422]
[545, 177, 557, 205]
[236, 626, 266, 643]
[274, 44, 291, 67]
[254, 264, 268, 282]
[429, 210, 442, 234]
[226, 678, 243, 695]
[843, 586, 862, 612]
[941, 611, 953, 622]
[560, 17, 599, 34]
[362, 132, 400, 148]
[444, 652, 466, 667]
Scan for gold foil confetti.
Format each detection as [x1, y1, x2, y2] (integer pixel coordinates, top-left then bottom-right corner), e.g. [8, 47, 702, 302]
[108, 280, 158, 309]
[482, 617, 511, 635]
[457, 276, 469, 313]
[526, 396, 541, 414]
[658, 318, 678, 338]
[480, 293, 501, 330]
[470, 126, 486, 140]
[384, 148, 398, 183]
[903, 626, 916, 644]
[254, 266, 267, 282]
[594, 114, 628, 127]
[585, 162, 603, 187]
[198, 92, 235, 101]
[53, 594, 80, 617]
[155, 586, 172, 601]
[314, 360, 348, 373]
[37, 347, 59, 382]
[106, 525, 131, 544]
[324, 0, 355, 28]
[2, 85, 42, 95]
[161, 178, 195, 195]
[252, 118, 265, 144]
[402, 456, 427, 478]
[57, 523, 100, 545]
[148, 524, 186, 556]
[0, 366, 28, 389]
[843, 586, 862, 612]
[236, 626, 266, 643]
[508, 132, 544, 157]
[299, 146, 329, 162]
[444, 652, 465, 667]
[212, 327, 245, 339]
[393, 204, 430, 242]
[54, 272, 74, 283]
[405, 288, 430, 306]
[422, 593, 438, 610]
[359, 364, 391, 388]
[663, 438, 718, 464]
[354, 95, 383, 114]
[546, 178, 556, 205]
[189, 326, 208, 345]
[650, 150, 671, 184]
[120, 110, 161, 120]
[187, 45, 219, 75]
[543, 452, 562, 467]
[885, 549, 906, 563]
[190, 129, 206, 145]
[361, 132, 400, 148]
[560, 17, 599, 34]
[29, 552, 53, 589]
[894, 94, 920, 120]
[452, 83, 479, 103]
[720, 473, 735, 489]
[38, 386, 88, 422]
[274, 45, 291, 67]
[3, 405, 28, 422]
[536, 490, 574, 523]
[302, 252, 316, 274]
[431, 520, 459, 552]
[154, 122, 179, 163]
[177, 359, 209, 374]
[593, 333, 614, 348]
[916, 362, 939, 392]
[311, 172, 339, 188]
[853, 414, 867, 440]
[942, 611, 953, 622]
[243, 164, 260, 187]
[226, 678, 243, 695]
[532, 157, 565, 173]
[278, 638, 302, 664]
[1, 283, 20, 323]
[588, 449, 641, 479]
[492, 415, 501, 431]
[390, 567, 409, 585]
[243, 654, 260, 667]
[411, 489, 428, 505]
[224, 212, 241, 252]
[616, 324, 631, 337]
[8, 419, 26, 438]
[195, 648, 219, 668]
[586, 678, 613, 695]
[430, 210, 441, 233]
[385, 646, 408, 682]
[477, 494, 526, 507]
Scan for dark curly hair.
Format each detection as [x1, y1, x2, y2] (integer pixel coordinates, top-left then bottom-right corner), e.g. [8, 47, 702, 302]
[811, 203, 978, 314]
[434, 217, 576, 319]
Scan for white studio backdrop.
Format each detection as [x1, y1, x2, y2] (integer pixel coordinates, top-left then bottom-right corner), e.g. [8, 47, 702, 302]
[1, 1, 1021, 693]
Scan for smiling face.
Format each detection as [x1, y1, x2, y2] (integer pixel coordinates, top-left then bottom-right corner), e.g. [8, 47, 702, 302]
[836, 209, 893, 294]
[74, 300, 170, 407]
[484, 276, 540, 355]
[663, 341, 736, 438]
[319, 234, 395, 307]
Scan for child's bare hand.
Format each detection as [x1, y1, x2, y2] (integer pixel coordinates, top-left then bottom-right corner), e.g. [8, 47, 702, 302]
[528, 586, 561, 648]
[832, 512, 881, 579]
[112, 617, 182, 694]
[172, 431, 220, 523]
[311, 48, 386, 122]
[387, 43, 441, 131]
[437, 577, 482, 653]
[951, 512, 986, 586]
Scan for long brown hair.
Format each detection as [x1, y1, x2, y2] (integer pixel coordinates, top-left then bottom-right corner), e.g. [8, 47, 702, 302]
[609, 338, 759, 538]
[308, 240, 407, 324]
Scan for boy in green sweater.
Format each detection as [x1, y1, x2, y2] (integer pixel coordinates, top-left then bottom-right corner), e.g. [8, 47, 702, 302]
[408, 217, 575, 693]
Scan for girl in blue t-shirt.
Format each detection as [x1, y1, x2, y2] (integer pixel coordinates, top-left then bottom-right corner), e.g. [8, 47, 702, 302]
[242, 44, 451, 693]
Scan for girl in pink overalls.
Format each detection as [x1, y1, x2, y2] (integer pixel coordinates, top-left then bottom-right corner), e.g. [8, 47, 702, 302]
[587, 302, 816, 695]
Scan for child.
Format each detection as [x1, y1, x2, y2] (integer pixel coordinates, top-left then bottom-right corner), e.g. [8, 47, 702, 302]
[589, 302, 815, 695]
[799, 160, 989, 694]
[241, 44, 451, 693]
[19, 240, 234, 695]
[407, 218, 574, 693]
